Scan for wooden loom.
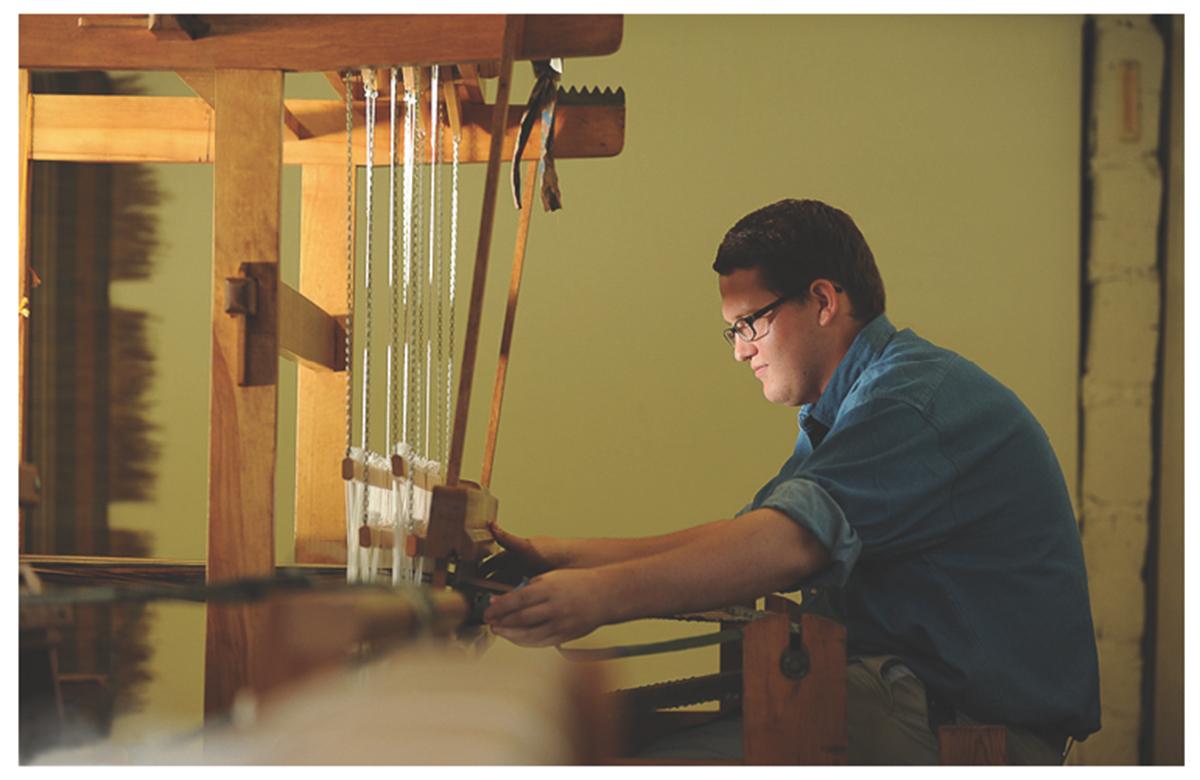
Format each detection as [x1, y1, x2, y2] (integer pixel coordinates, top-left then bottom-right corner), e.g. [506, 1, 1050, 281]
[18, 13, 625, 720]
[18, 15, 1007, 765]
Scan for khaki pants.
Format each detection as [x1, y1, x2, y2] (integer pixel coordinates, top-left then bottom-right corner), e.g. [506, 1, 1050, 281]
[636, 655, 1065, 765]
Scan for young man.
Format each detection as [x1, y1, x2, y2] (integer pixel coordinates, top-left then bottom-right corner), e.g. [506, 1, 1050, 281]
[483, 199, 1101, 764]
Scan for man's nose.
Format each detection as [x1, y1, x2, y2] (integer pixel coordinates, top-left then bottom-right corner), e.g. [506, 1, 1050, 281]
[733, 337, 756, 362]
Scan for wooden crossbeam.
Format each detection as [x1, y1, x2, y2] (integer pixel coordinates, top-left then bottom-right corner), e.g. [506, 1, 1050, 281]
[20, 14, 623, 71]
[28, 94, 624, 165]
[279, 282, 345, 372]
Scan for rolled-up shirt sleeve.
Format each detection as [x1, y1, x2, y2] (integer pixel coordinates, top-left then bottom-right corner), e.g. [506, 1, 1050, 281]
[755, 477, 862, 587]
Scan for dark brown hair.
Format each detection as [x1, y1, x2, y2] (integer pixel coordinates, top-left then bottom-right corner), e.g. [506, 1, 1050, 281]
[713, 199, 886, 322]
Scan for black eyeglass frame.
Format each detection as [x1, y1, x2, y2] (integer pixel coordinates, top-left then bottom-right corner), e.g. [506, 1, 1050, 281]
[722, 296, 792, 346]
[721, 284, 845, 346]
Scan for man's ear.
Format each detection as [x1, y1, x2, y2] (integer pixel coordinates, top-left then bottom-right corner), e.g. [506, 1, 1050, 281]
[810, 279, 841, 326]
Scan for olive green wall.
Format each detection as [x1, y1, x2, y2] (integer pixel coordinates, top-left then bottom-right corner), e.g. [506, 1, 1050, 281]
[105, 15, 1093, 751]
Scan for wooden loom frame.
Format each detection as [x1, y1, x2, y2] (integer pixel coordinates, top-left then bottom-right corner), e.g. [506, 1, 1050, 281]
[18, 13, 625, 719]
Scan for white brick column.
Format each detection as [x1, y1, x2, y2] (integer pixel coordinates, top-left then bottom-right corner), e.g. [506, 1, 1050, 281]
[1075, 15, 1165, 766]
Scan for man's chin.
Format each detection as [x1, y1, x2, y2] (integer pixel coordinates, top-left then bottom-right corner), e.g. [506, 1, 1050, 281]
[763, 384, 803, 406]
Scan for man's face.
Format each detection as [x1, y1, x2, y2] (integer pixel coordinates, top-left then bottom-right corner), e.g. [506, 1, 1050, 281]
[718, 267, 832, 407]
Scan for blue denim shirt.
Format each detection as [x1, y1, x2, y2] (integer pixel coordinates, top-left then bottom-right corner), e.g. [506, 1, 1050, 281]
[739, 314, 1101, 739]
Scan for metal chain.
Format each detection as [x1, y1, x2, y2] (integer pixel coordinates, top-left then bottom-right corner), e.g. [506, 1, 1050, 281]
[343, 71, 355, 459]
[402, 74, 420, 579]
[401, 75, 415, 450]
[360, 71, 377, 454]
[388, 67, 400, 455]
[360, 70, 379, 534]
[411, 75, 426, 462]
[434, 63, 448, 465]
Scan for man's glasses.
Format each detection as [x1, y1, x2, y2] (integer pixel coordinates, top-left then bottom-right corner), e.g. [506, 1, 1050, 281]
[722, 296, 791, 346]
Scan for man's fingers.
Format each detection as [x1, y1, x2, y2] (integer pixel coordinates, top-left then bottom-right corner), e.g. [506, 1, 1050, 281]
[483, 582, 548, 622]
[489, 522, 522, 549]
[492, 623, 563, 648]
[490, 602, 557, 629]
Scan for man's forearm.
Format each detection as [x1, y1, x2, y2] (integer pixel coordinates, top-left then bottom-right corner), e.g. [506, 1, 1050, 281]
[551, 521, 731, 569]
[592, 509, 831, 623]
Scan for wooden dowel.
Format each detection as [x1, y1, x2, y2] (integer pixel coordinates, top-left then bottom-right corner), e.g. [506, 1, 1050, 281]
[481, 156, 539, 489]
[445, 15, 522, 487]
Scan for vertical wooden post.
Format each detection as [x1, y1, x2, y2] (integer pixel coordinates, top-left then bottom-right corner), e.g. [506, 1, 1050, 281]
[742, 595, 847, 764]
[18, 68, 33, 547]
[204, 68, 283, 719]
[445, 14, 523, 487]
[294, 164, 353, 564]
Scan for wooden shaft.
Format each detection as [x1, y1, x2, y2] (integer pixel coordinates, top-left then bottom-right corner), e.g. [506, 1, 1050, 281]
[481, 156, 540, 488]
[204, 68, 284, 720]
[445, 15, 522, 487]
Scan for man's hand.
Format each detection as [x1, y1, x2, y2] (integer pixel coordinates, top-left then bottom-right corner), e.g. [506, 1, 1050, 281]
[480, 522, 566, 582]
[483, 568, 610, 647]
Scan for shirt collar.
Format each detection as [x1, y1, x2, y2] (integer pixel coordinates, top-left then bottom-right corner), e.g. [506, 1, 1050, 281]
[798, 313, 897, 431]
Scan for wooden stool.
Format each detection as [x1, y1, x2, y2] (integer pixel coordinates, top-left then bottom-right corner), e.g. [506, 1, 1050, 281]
[938, 724, 1007, 765]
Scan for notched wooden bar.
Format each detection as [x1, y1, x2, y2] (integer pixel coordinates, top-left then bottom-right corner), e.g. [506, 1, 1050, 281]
[29, 94, 624, 165]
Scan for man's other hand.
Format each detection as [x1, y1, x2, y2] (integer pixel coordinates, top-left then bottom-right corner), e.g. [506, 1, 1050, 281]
[483, 568, 609, 647]
[480, 521, 564, 581]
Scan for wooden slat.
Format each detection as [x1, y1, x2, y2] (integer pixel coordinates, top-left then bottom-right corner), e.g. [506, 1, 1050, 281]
[31, 94, 215, 163]
[20, 14, 623, 71]
[294, 165, 351, 565]
[443, 79, 463, 140]
[204, 68, 284, 719]
[446, 15, 521, 488]
[282, 109, 313, 140]
[481, 156, 539, 489]
[29, 94, 624, 165]
[278, 281, 344, 372]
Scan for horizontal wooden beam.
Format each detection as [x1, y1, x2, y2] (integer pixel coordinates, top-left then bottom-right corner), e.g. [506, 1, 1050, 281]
[19, 554, 343, 588]
[278, 281, 346, 373]
[30, 94, 624, 165]
[20, 14, 622, 71]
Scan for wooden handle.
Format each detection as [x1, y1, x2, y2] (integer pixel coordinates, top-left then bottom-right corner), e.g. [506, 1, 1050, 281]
[481, 155, 540, 488]
[445, 15, 523, 487]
